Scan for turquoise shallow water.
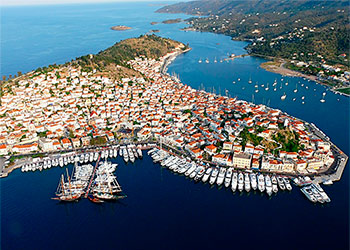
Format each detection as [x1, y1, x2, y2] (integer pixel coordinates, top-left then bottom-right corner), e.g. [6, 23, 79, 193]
[1, 2, 349, 250]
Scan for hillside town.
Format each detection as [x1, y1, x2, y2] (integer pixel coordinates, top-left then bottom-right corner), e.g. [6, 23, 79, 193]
[0, 46, 339, 177]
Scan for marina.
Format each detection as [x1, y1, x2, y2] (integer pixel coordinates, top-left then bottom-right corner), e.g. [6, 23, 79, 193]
[1, 3, 349, 250]
[147, 147, 338, 203]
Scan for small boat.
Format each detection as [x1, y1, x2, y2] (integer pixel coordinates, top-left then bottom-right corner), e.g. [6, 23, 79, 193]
[281, 93, 286, 100]
[88, 196, 104, 203]
[294, 83, 298, 93]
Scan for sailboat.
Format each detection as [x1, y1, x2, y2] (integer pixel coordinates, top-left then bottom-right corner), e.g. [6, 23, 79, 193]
[281, 92, 287, 100]
[280, 82, 283, 90]
[198, 58, 202, 63]
[248, 76, 252, 84]
[214, 57, 217, 63]
[205, 58, 209, 63]
[285, 82, 288, 86]
[301, 96, 305, 100]
[294, 83, 298, 93]
[273, 87, 277, 91]
[292, 98, 296, 101]
[320, 92, 326, 103]
[255, 89, 259, 93]
[52, 170, 81, 202]
[265, 83, 269, 91]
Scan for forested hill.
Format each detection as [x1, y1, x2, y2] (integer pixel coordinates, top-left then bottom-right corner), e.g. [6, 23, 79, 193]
[157, 0, 349, 68]
[75, 35, 183, 72]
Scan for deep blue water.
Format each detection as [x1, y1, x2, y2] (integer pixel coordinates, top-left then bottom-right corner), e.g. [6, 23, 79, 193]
[1, 2, 349, 250]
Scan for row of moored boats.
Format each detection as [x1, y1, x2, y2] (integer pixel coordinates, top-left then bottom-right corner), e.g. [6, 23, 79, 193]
[149, 148, 292, 196]
[21, 145, 139, 172]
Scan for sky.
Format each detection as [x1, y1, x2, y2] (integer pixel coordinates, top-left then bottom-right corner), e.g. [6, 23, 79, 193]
[1, 0, 179, 6]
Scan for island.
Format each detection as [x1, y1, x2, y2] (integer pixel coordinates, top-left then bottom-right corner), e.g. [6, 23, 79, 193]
[0, 35, 347, 203]
[110, 25, 132, 31]
[162, 18, 182, 24]
[157, 0, 350, 95]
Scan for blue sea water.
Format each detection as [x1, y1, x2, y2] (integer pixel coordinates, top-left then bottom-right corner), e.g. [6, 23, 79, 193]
[1, 2, 349, 250]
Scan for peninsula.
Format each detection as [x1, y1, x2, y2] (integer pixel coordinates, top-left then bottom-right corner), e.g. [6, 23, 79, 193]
[0, 35, 347, 202]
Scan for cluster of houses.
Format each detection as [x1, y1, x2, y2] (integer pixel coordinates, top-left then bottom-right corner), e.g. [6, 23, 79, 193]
[0, 46, 335, 175]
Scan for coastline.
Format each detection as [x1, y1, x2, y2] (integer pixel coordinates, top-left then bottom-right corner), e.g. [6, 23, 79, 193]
[257, 57, 350, 97]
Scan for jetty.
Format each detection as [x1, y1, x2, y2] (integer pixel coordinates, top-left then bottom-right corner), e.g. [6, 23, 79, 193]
[224, 54, 249, 61]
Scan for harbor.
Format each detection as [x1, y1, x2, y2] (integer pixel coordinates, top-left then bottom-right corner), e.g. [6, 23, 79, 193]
[148, 146, 334, 204]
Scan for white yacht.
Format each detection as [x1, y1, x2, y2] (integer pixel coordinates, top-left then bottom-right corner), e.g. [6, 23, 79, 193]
[202, 168, 212, 183]
[185, 163, 196, 177]
[271, 175, 278, 193]
[258, 174, 265, 192]
[250, 173, 257, 190]
[231, 172, 238, 192]
[216, 168, 226, 186]
[194, 166, 205, 181]
[244, 173, 251, 192]
[265, 175, 273, 196]
[224, 168, 233, 188]
[283, 177, 292, 191]
[190, 165, 201, 179]
[277, 176, 286, 190]
[238, 172, 244, 192]
[209, 168, 219, 185]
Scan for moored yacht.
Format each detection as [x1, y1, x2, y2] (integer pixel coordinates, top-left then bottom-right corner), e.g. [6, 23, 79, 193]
[250, 173, 257, 191]
[238, 172, 244, 192]
[202, 167, 212, 183]
[231, 172, 238, 192]
[244, 173, 251, 192]
[209, 168, 219, 185]
[258, 174, 265, 192]
[224, 168, 233, 188]
[216, 167, 226, 186]
[265, 175, 273, 196]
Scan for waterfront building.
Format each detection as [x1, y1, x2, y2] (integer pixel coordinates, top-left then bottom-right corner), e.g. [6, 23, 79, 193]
[233, 152, 252, 169]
